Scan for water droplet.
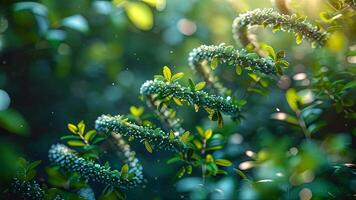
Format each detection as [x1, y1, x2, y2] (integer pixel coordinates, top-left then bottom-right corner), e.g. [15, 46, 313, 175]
[170, 50, 173, 54]
[276, 108, 280, 111]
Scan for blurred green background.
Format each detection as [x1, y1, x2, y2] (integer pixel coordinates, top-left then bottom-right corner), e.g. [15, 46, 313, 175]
[0, 0, 355, 199]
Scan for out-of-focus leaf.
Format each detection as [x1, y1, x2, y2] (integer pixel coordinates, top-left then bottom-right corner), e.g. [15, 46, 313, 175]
[67, 140, 86, 147]
[171, 72, 184, 82]
[215, 159, 232, 167]
[84, 130, 96, 142]
[194, 81, 206, 91]
[0, 109, 30, 136]
[125, 2, 153, 31]
[130, 106, 144, 117]
[211, 57, 218, 69]
[286, 88, 299, 111]
[144, 140, 153, 153]
[163, 66, 171, 81]
[295, 33, 302, 44]
[120, 164, 129, 178]
[62, 15, 89, 33]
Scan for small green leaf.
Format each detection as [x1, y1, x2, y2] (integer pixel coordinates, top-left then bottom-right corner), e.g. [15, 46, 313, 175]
[234, 168, 248, 180]
[77, 121, 85, 136]
[180, 131, 190, 143]
[286, 88, 299, 111]
[262, 45, 276, 60]
[169, 130, 175, 140]
[215, 159, 232, 167]
[120, 164, 129, 178]
[163, 66, 171, 81]
[84, 130, 96, 142]
[61, 135, 81, 140]
[236, 65, 242, 75]
[272, 24, 281, 33]
[195, 81, 206, 91]
[196, 126, 204, 138]
[130, 106, 144, 117]
[171, 72, 184, 82]
[67, 123, 78, 134]
[173, 97, 183, 106]
[295, 33, 303, 44]
[67, 140, 86, 147]
[176, 166, 186, 179]
[206, 154, 214, 163]
[166, 156, 181, 164]
[248, 73, 261, 82]
[188, 78, 195, 91]
[204, 129, 213, 140]
[194, 104, 199, 112]
[144, 140, 153, 153]
[276, 51, 285, 60]
[211, 56, 218, 70]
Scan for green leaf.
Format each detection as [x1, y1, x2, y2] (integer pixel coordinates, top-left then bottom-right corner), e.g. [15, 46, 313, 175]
[144, 140, 153, 153]
[176, 166, 186, 179]
[248, 73, 261, 82]
[215, 159, 232, 167]
[171, 72, 184, 82]
[173, 97, 183, 106]
[206, 154, 214, 163]
[130, 106, 144, 117]
[234, 168, 249, 180]
[84, 130, 96, 142]
[236, 65, 242, 75]
[194, 81, 206, 91]
[162, 66, 171, 81]
[125, 2, 153, 31]
[204, 129, 213, 140]
[211, 56, 218, 70]
[67, 123, 78, 134]
[196, 126, 204, 138]
[166, 156, 181, 164]
[67, 140, 86, 147]
[61, 135, 81, 140]
[262, 44, 276, 60]
[180, 131, 190, 143]
[77, 121, 85, 136]
[295, 33, 303, 44]
[286, 88, 299, 111]
[272, 24, 281, 33]
[188, 78, 195, 91]
[169, 130, 175, 140]
[120, 164, 129, 178]
[27, 160, 41, 171]
[0, 109, 30, 136]
[276, 51, 285, 60]
[343, 80, 356, 90]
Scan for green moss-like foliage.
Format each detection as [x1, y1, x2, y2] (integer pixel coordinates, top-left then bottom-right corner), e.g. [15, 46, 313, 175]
[48, 144, 143, 190]
[95, 114, 187, 152]
[188, 43, 277, 75]
[140, 79, 241, 119]
[10, 179, 45, 200]
[232, 8, 328, 47]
